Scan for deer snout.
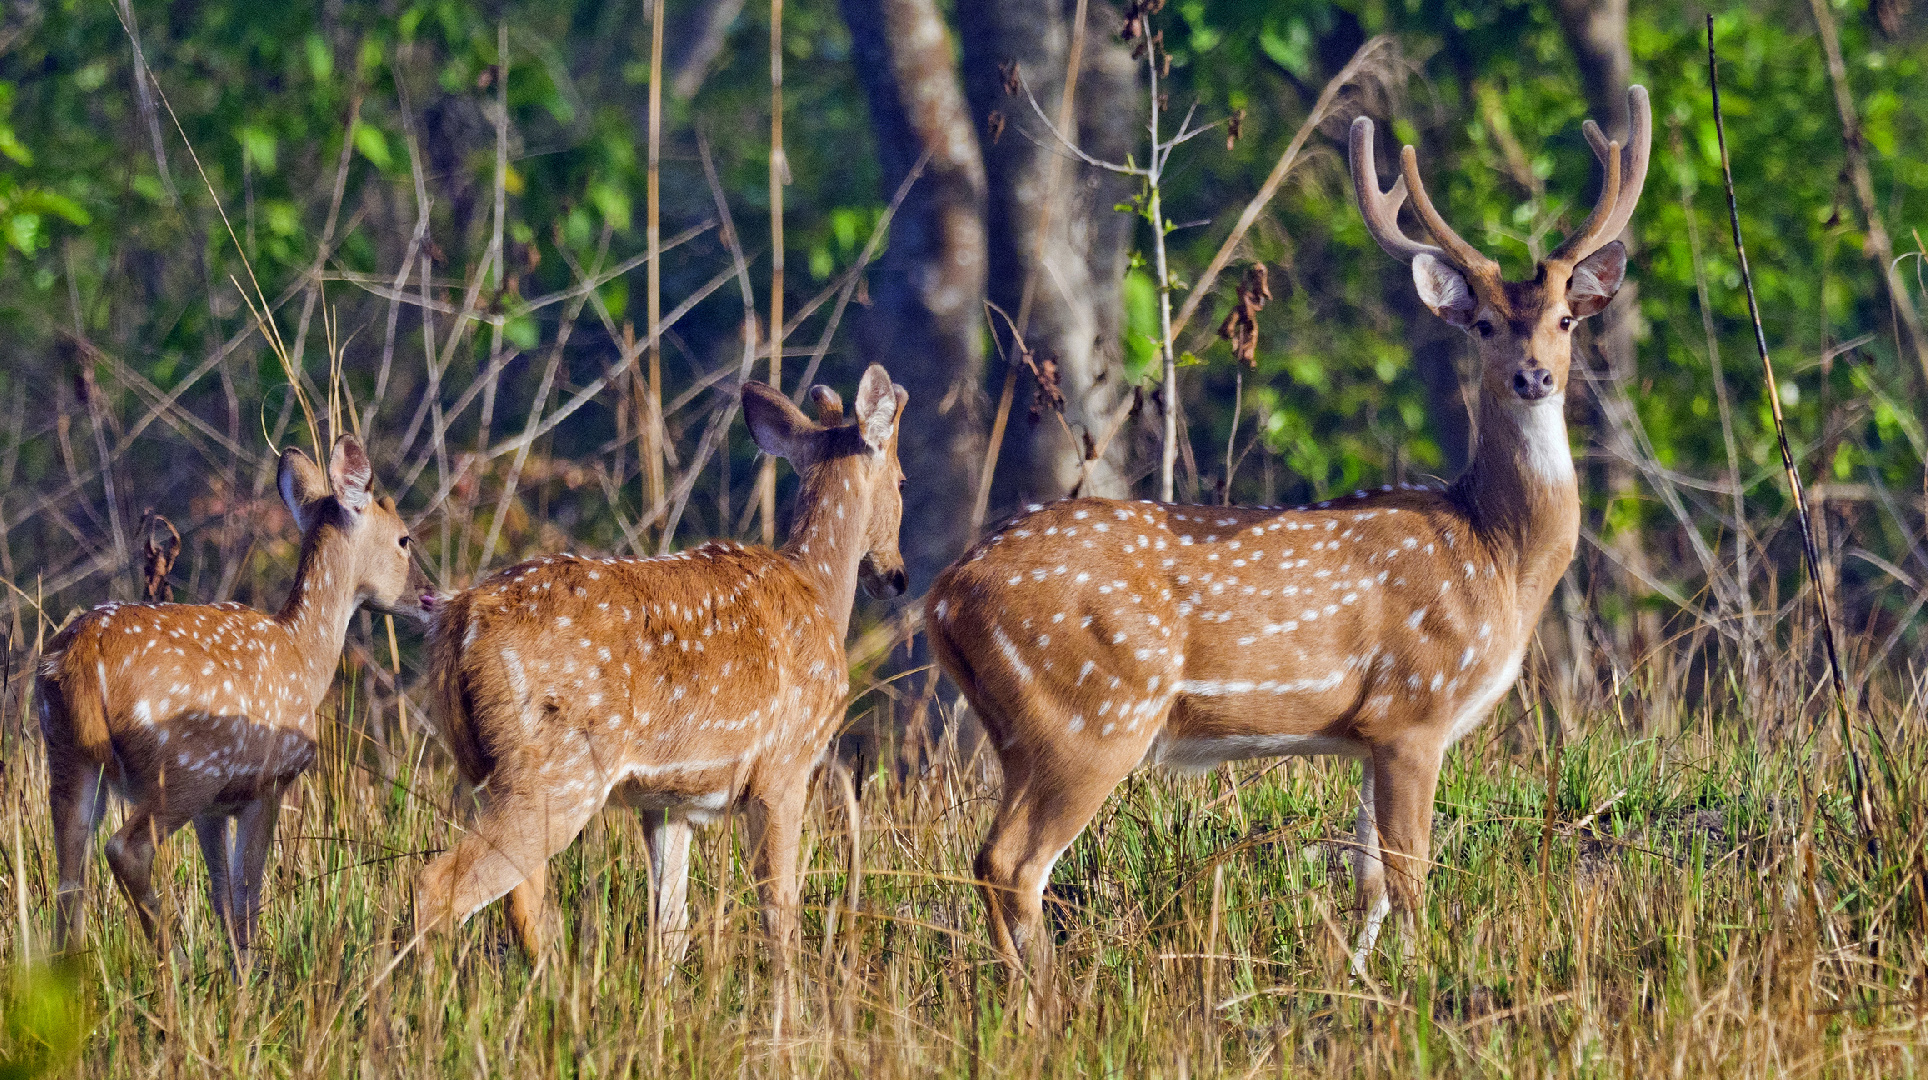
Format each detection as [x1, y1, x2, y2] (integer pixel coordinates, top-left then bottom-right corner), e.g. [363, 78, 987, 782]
[1512, 366, 1556, 401]
[859, 554, 909, 599]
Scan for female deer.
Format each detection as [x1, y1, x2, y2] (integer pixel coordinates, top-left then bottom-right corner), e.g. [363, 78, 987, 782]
[414, 366, 907, 976]
[37, 436, 428, 958]
[927, 89, 1651, 977]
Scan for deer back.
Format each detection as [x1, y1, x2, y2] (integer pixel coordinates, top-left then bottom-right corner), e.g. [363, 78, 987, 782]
[432, 545, 850, 807]
[928, 492, 1539, 766]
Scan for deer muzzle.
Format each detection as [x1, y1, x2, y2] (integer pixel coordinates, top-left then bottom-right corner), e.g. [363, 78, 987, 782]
[1512, 366, 1556, 401]
[860, 555, 909, 599]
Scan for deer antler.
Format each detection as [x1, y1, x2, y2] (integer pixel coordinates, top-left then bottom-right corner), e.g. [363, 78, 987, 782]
[1348, 116, 1502, 292]
[1348, 117, 1434, 264]
[1546, 85, 1651, 269]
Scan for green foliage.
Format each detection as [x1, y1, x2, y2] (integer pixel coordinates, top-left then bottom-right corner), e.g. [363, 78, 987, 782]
[0, 967, 89, 1079]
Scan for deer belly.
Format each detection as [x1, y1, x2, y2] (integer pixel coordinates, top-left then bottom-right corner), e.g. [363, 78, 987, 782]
[135, 712, 316, 791]
[611, 779, 734, 823]
[1151, 731, 1368, 774]
[604, 753, 749, 824]
[1150, 669, 1366, 773]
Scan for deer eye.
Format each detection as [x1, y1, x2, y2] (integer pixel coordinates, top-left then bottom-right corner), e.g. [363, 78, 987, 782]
[1473, 320, 1494, 339]
[1559, 315, 1575, 331]
[399, 535, 412, 550]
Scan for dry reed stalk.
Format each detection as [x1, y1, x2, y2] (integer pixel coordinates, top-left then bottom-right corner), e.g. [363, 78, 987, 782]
[1708, 16, 1875, 843]
[760, 0, 785, 547]
[644, 0, 668, 530]
[1807, 0, 1928, 394]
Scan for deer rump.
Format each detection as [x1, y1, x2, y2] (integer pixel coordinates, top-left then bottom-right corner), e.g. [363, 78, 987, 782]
[427, 546, 850, 819]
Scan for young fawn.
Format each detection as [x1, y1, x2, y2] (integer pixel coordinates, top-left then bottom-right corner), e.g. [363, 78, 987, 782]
[37, 435, 428, 958]
[414, 365, 907, 975]
[927, 88, 1651, 977]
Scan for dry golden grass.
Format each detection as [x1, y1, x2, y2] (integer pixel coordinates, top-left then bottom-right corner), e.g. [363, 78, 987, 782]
[2, 628, 1926, 1077]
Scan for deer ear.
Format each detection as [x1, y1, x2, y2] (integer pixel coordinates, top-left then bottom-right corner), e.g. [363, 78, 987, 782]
[1567, 240, 1627, 319]
[329, 435, 374, 514]
[742, 381, 818, 462]
[1413, 253, 1478, 329]
[853, 364, 899, 452]
[808, 385, 845, 426]
[278, 446, 330, 532]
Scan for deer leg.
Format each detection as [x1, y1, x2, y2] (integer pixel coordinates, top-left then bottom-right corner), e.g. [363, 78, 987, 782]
[229, 791, 283, 960]
[103, 804, 171, 946]
[50, 762, 108, 953]
[414, 783, 599, 956]
[191, 812, 236, 952]
[644, 814, 693, 970]
[743, 781, 808, 1025]
[504, 873, 552, 959]
[1349, 760, 1391, 972]
[1364, 737, 1445, 959]
[975, 750, 1131, 985]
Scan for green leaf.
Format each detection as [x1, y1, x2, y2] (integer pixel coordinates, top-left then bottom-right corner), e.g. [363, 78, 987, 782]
[353, 125, 392, 170]
[587, 181, 632, 233]
[305, 33, 334, 84]
[5, 212, 40, 253]
[503, 313, 539, 351]
[1122, 269, 1159, 383]
[239, 125, 278, 173]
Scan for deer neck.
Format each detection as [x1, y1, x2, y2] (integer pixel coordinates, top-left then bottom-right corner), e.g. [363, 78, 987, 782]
[1452, 392, 1581, 627]
[779, 457, 870, 639]
[274, 522, 363, 699]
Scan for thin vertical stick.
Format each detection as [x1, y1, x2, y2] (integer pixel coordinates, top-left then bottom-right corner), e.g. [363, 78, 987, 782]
[1707, 18, 1874, 839]
[1148, 47, 1178, 503]
[385, 614, 407, 734]
[645, 0, 667, 527]
[14, 809, 29, 967]
[1222, 367, 1242, 504]
[760, 0, 785, 546]
[1671, 121, 1752, 646]
[1202, 862, 1223, 1015]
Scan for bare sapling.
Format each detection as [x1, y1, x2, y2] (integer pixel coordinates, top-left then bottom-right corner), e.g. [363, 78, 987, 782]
[413, 365, 908, 991]
[926, 88, 1650, 980]
[36, 435, 430, 960]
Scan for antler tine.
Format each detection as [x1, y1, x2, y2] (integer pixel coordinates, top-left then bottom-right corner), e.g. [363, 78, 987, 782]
[1348, 116, 1442, 265]
[1545, 134, 1621, 266]
[1398, 144, 1503, 287]
[1547, 85, 1652, 268]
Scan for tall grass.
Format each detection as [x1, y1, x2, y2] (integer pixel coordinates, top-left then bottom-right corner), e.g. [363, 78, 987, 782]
[2, 626, 1925, 1076]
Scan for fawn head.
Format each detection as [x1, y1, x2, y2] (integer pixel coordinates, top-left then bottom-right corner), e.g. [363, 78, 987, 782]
[1349, 87, 1651, 411]
[742, 364, 909, 598]
[278, 435, 432, 620]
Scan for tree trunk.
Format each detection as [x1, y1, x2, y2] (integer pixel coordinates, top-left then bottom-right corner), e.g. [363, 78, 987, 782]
[1555, 0, 1656, 672]
[841, 0, 990, 595]
[959, 0, 1140, 508]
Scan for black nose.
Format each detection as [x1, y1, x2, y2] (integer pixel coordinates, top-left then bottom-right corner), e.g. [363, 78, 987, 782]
[1513, 366, 1556, 400]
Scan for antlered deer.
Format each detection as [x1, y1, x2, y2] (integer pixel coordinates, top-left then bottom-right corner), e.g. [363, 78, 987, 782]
[36, 436, 428, 958]
[414, 365, 907, 974]
[927, 88, 1650, 975]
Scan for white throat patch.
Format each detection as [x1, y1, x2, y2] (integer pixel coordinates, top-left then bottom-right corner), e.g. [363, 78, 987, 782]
[1507, 392, 1573, 484]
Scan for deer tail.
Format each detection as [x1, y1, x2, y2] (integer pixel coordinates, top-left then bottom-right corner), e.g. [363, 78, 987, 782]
[42, 634, 114, 765]
[426, 593, 491, 784]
